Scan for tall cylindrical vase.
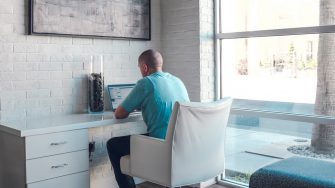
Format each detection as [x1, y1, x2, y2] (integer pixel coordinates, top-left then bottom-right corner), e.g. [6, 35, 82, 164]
[88, 55, 104, 114]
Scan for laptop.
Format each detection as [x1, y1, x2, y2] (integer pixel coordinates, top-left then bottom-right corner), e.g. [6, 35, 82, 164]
[107, 84, 140, 112]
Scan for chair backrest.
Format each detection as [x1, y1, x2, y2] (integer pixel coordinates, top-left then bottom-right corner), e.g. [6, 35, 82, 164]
[165, 98, 232, 186]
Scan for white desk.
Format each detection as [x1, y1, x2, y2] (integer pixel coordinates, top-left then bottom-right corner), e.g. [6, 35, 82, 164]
[0, 112, 144, 188]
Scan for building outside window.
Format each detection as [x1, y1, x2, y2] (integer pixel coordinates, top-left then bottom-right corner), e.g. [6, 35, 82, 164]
[216, 0, 335, 186]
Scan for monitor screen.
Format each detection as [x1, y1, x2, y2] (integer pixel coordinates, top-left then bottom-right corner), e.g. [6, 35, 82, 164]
[107, 84, 135, 111]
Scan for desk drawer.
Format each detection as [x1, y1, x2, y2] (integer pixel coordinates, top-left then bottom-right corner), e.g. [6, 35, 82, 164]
[26, 150, 89, 183]
[26, 129, 88, 159]
[27, 171, 89, 188]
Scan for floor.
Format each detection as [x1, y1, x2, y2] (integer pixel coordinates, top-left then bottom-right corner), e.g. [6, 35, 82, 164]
[224, 126, 311, 176]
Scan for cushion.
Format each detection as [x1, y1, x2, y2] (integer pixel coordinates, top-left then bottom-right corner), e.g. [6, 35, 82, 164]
[249, 156, 335, 188]
[120, 155, 131, 175]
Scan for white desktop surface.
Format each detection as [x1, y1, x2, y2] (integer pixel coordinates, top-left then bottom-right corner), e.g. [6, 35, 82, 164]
[0, 112, 143, 137]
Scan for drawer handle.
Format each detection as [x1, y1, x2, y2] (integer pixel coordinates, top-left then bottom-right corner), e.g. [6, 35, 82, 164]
[51, 163, 68, 169]
[50, 141, 67, 146]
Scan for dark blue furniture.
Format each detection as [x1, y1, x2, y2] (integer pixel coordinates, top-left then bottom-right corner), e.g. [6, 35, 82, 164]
[249, 156, 335, 188]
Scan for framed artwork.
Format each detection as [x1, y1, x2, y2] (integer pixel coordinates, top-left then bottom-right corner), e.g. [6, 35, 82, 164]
[29, 0, 151, 40]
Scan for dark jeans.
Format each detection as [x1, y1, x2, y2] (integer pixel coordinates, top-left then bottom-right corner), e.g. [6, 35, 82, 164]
[106, 135, 138, 188]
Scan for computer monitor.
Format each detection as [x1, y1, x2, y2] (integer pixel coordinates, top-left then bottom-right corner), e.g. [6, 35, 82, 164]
[107, 84, 136, 111]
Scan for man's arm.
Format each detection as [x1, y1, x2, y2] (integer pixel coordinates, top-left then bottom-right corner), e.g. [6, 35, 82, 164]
[116, 79, 148, 119]
[115, 105, 130, 119]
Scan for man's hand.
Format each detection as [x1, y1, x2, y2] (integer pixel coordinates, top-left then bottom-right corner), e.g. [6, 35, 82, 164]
[115, 105, 130, 119]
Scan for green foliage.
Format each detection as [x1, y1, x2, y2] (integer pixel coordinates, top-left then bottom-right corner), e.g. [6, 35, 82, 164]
[297, 59, 317, 70]
[226, 172, 252, 184]
[304, 59, 317, 69]
[289, 42, 296, 64]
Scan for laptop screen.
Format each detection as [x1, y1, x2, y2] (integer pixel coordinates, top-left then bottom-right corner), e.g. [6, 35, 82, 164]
[107, 84, 135, 111]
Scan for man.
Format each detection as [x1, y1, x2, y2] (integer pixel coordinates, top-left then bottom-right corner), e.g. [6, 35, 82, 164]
[106, 49, 189, 188]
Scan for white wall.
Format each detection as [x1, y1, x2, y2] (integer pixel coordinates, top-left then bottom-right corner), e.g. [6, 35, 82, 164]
[0, 0, 216, 119]
[200, 0, 215, 102]
[0, 1, 216, 187]
[161, 0, 215, 102]
[0, 0, 161, 120]
[0, 1, 161, 187]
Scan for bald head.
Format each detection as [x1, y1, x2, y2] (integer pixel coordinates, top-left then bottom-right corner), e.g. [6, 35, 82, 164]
[138, 49, 163, 69]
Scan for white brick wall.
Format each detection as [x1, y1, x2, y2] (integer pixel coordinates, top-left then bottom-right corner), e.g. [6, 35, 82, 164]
[0, 2, 161, 186]
[161, 0, 215, 102]
[0, 0, 161, 120]
[200, 0, 216, 102]
[161, 0, 200, 101]
[0, 1, 216, 187]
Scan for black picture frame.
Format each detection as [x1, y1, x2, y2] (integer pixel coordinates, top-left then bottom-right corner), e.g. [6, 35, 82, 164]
[29, 0, 151, 40]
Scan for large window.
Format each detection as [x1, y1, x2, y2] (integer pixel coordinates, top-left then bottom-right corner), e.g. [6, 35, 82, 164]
[221, 35, 318, 105]
[220, 0, 320, 33]
[216, 0, 335, 187]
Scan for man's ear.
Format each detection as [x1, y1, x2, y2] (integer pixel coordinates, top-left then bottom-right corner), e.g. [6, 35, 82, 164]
[143, 63, 148, 73]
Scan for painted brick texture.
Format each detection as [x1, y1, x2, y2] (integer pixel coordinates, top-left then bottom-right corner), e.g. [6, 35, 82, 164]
[0, 1, 216, 187]
[0, 0, 161, 120]
[200, 0, 215, 102]
[0, 1, 160, 187]
[161, 0, 215, 102]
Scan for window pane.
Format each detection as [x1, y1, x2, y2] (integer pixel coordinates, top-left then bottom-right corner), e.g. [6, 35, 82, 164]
[220, 34, 323, 116]
[221, 33, 335, 185]
[219, 1, 335, 186]
[224, 115, 329, 185]
[220, 0, 320, 33]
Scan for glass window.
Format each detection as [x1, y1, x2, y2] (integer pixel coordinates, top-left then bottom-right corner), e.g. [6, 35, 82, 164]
[225, 115, 316, 185]
[220, 0, 320, 33]
[217, 0, 335, 187]
[221, 34, 318, 115]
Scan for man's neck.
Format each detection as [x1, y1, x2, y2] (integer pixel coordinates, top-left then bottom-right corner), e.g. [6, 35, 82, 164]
[148, 68, 162, 75]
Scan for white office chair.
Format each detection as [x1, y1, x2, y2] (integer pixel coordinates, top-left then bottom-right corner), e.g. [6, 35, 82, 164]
[120, 99, 232, 187]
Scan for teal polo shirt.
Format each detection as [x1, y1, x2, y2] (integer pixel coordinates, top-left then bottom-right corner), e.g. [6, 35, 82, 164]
[121, 71, 190, 139]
